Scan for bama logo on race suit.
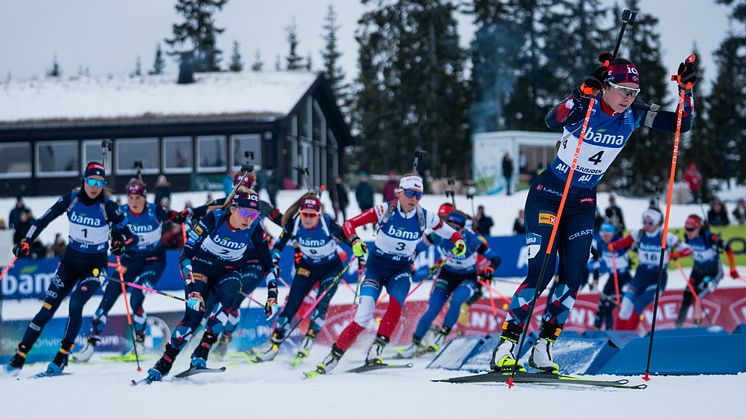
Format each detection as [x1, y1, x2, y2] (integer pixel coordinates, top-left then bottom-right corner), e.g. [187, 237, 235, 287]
[69, 211, 103, 226]
[386, 224, 420, 240]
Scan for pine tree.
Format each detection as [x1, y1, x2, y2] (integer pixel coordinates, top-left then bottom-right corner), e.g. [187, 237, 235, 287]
[132, 56, 142, 76]
[165, 0, 227, 72]
[47, 55, 62, 78]
[229, 40, 243, 72]
[251, 50, 264, 71]
[274, 54, 282, 70]
[286, 19, 304, 70]
[321, 5, 347, 101]
[605, 0, 671, 195]
[709, 0, 746, 182]
[354, 0, 468, 175]
[149, 43, 166, 75]
[305, 53, 313, 71]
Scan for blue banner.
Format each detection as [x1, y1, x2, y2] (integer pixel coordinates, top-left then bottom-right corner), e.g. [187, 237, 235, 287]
[1, 235, 534, 300]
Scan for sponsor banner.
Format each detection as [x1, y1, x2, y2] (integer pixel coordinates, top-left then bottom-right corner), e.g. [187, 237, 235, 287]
[1, 236, 534, 300]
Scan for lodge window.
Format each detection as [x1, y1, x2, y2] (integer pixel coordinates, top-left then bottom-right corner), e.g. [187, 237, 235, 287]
[36, 141, 79, 177]
[116, 138, 159, 175]
[0, 142, 31, 179]
[163, 137, 193, 174]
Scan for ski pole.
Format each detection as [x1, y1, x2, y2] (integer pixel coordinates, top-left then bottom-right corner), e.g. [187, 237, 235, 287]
[115, 256, 141, 371]
[673, 259, 713, 325]
[643, 54, 696, 382]
[278, 259, 354, 346]
[106, 276, 186, 302]
[611, 251, 621, 305]
[348, 258, 364, 322]
[0, 256, 17, 281]
[478, 279, 498, 316]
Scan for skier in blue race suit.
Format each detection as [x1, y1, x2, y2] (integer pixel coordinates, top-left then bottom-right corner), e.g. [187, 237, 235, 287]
[399, 210, 501, 357]
[141, 191, 278, 383]
[253, 194, 351, 364]
[306, 174, 466, 376]
[674, 214, 739, 327]
[490, 54, 697, 374]
[4, 162, 136, 376]
[608, 208, 690, 330]
[592, 222, 632, 330]
[75, 178, 188, 362]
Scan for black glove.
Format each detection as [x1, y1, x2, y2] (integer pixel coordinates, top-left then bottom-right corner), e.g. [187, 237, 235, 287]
[479, 266, 495, 280]
[13, 240, 30, 258]
[110, 239, 126, 256]
[677, 60, 697, 89]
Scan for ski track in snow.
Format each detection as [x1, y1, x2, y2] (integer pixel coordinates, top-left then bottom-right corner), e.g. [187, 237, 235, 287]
[1, 347, 741, 419]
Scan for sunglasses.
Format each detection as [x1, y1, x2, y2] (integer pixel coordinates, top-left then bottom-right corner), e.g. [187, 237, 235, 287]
[300, 211, 319, 218]
[403, 189, 423, 200]
[84, 178, 106, 188]
[237, 207, 260, 219]
[643, 220, 657, 226]
[685, 226, 698, 232]
[608, 81, 640, 98]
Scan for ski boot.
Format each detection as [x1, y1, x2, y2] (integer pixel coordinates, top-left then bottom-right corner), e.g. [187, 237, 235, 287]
[46, 342, 74, 375]
[146, 344, 179, 382]
[3, 344, 29, 376]
[252, 328, 284, 363]
[426, 326, 451, 354]
[291, 329, 317, 367]
[490, 322, 525, 373]
[212, 332, 232, 360]
[304, 345, 343, 378]
[190, 332, 217, 369]
[528, 324, 560, 374]
[365, 335, 388, 366]
[398, 335, 427, 359]
[73, 335, 100, 363]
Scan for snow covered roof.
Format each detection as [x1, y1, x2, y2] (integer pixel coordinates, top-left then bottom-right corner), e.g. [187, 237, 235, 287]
[0, 71, 319, 125]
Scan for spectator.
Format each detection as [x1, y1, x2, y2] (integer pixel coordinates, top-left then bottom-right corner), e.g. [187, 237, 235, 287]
[355, 172, 375, 230]
[29, 238, 46, 260]
[8, 195, 29, 230]
[333, 175, 349, 222]
[154, 175, 171, 207]
[355, 172, 375, 214]
[50, 233, 66, 258]
[265, 165, 278, 207]
[13, 209, 34, 245]
[382, 171, 398, 202]
[475, 205, 494, 236]
[733, 198, 746, 225]
[513, 209, 526, 234]
[0, 218, 6, 229]
[707, 198, 730, 226]
[683, 162, 703, 203]
[502, 153, 514, 195]
[605, 194, 626, 233]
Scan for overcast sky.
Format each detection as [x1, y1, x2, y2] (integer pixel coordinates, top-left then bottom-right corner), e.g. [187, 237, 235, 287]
[0, 0, 733, 95]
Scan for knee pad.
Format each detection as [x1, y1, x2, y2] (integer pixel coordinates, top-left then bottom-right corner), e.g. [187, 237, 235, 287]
[353, 295, 376, 327]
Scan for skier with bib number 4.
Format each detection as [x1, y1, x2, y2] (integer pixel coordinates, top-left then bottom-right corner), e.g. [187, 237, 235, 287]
[3, 162, 136, 376]
[489, 54, 696, 374]
[306, 174, 465, 377]
[137, 191, 278, 383]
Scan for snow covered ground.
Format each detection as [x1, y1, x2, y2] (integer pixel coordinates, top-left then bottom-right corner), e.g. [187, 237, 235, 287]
[0, 348, 742, 419]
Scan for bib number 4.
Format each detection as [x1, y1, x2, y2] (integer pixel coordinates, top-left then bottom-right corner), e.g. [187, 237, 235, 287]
[587, 150, 604, 165]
